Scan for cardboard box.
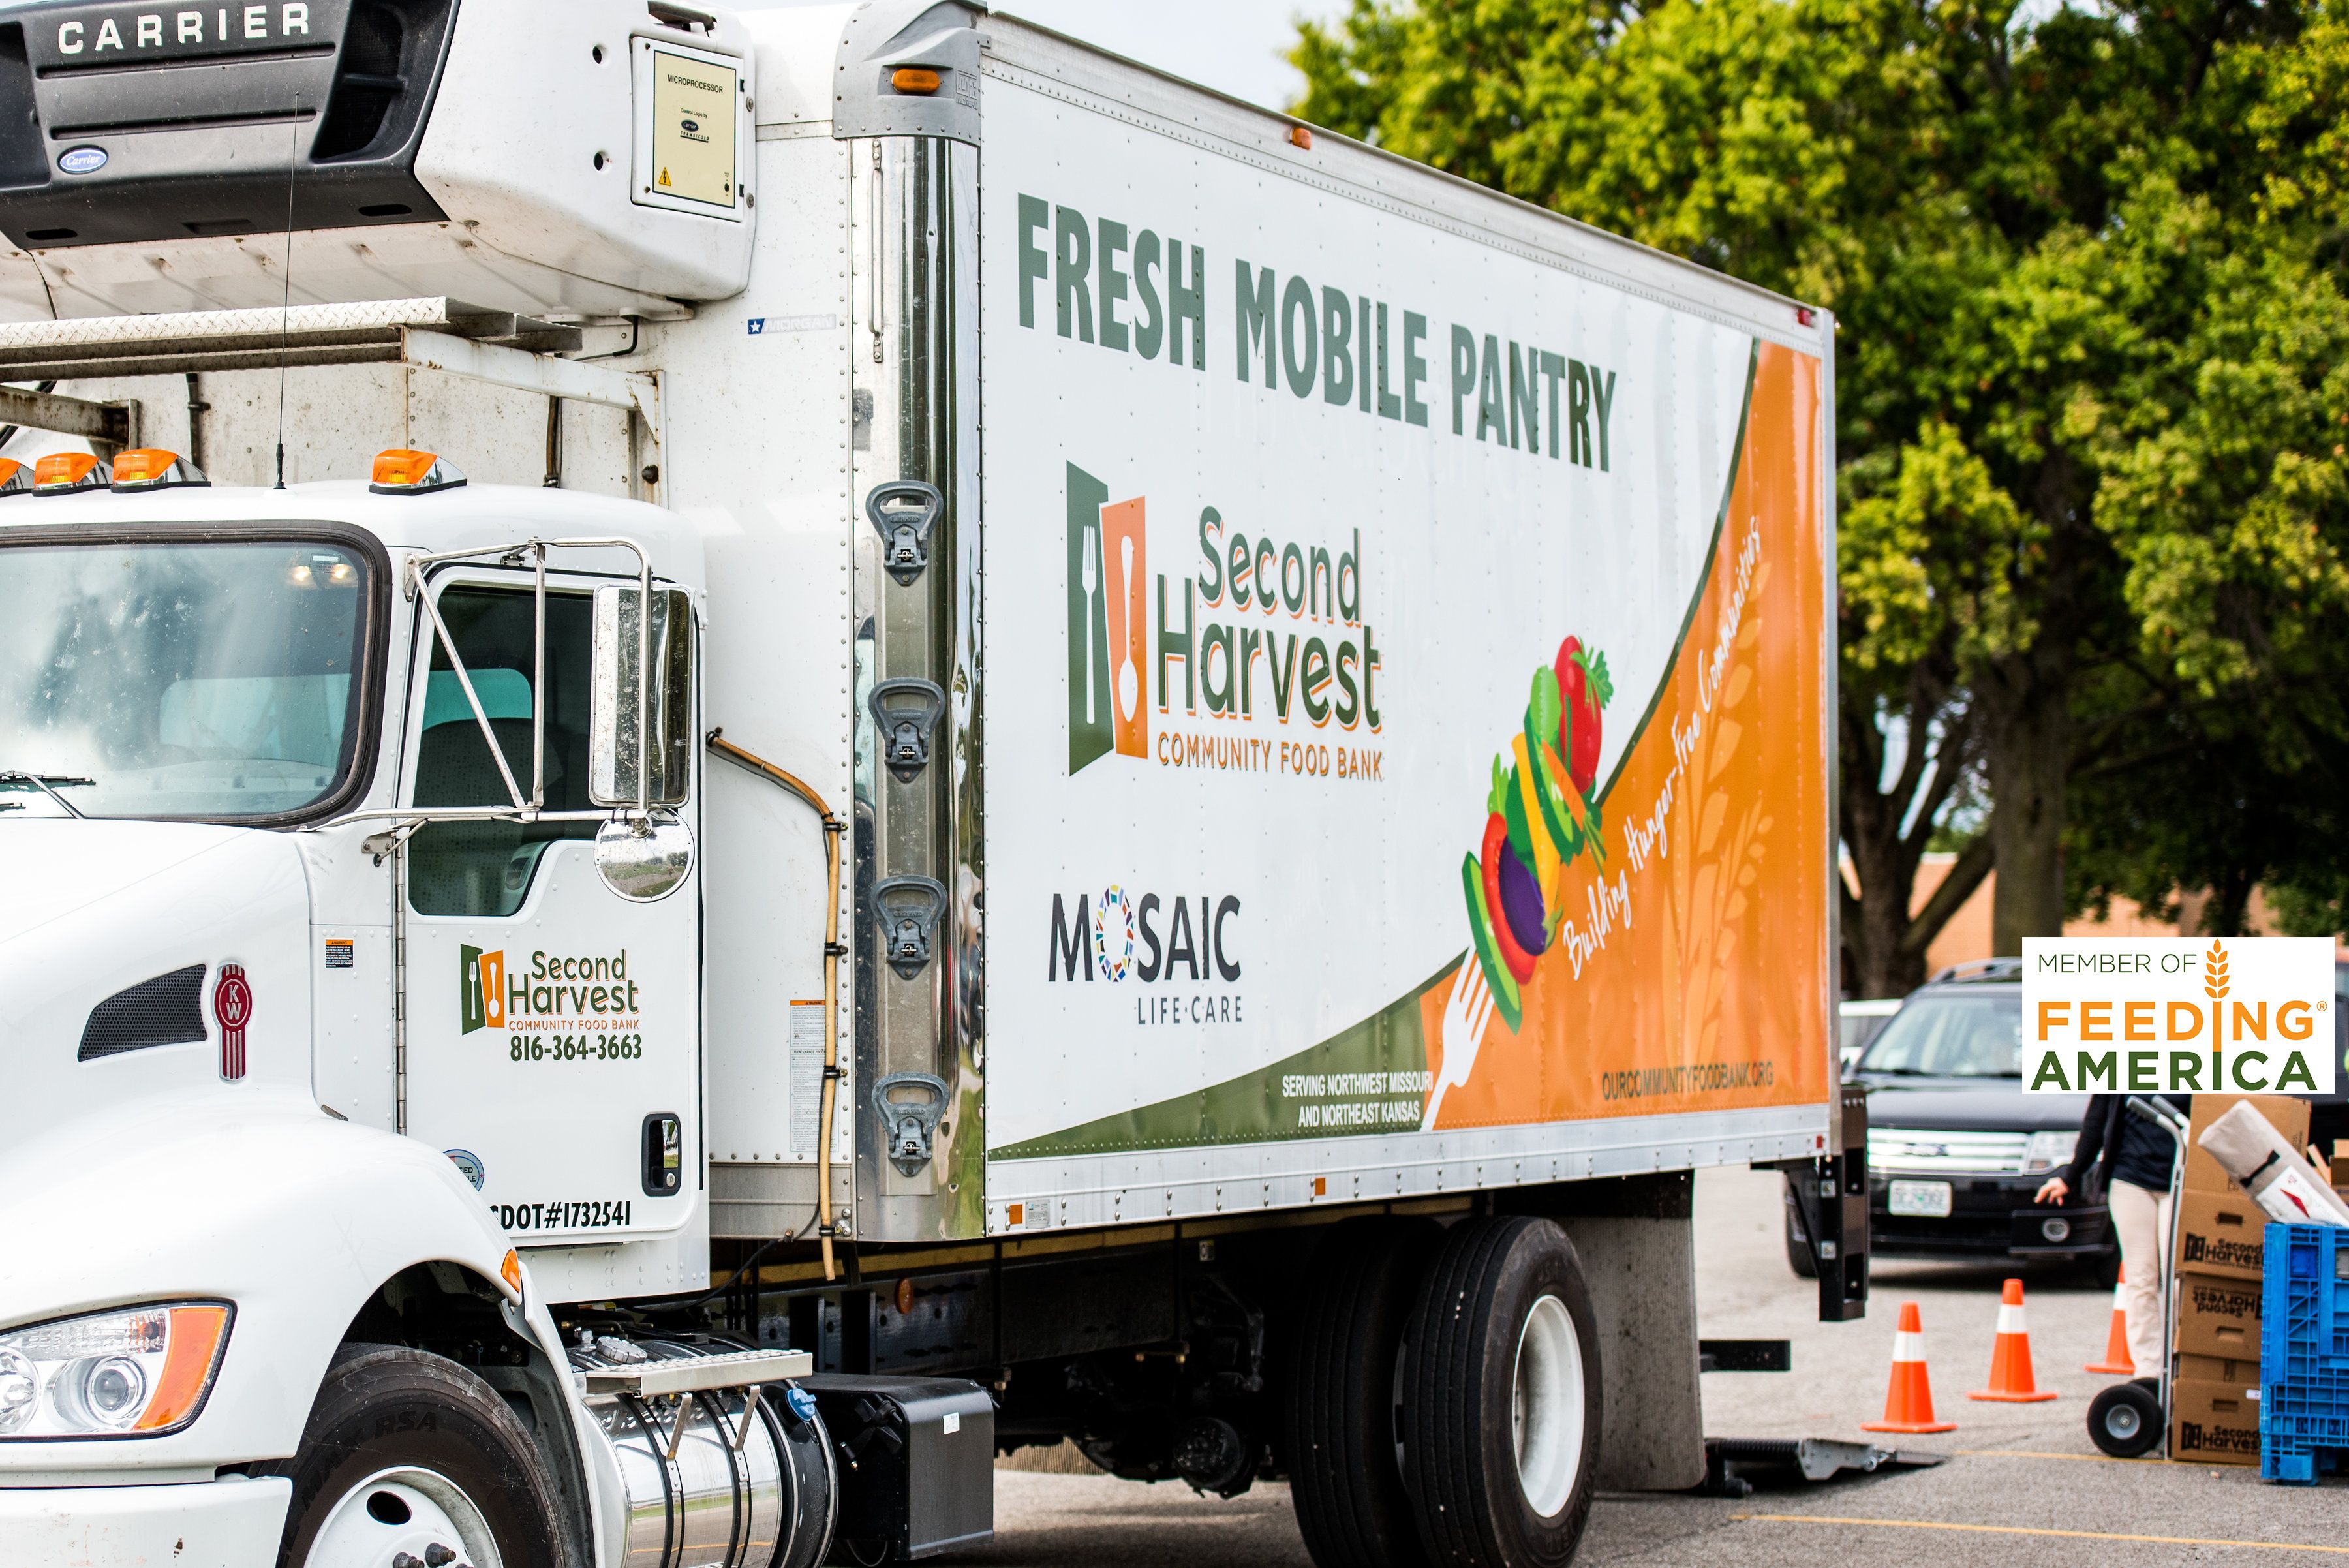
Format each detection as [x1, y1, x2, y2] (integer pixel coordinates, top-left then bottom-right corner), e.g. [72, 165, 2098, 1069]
[2172, 1376, 2263, 1466]
[2186, 1094, 2311, 1195]
[2177, 1353, 2258, 1384]
[2175, 1274, 2264, 1362]
[2177, 1188, 2269, 1282]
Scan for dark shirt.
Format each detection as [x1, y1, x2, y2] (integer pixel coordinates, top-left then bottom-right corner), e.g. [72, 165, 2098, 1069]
[2061, 1093, 2192, 1196]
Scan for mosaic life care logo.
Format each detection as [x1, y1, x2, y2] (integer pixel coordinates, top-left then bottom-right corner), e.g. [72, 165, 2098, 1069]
[1067, 463, 1148, 774]
[2021, 937, 2337, 1094]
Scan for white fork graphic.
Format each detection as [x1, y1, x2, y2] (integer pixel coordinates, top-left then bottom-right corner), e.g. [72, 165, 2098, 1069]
[1422, 957, 1495, 1131]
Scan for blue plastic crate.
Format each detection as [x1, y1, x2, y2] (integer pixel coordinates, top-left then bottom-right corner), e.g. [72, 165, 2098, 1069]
[2260, 1222, 2349, 1483]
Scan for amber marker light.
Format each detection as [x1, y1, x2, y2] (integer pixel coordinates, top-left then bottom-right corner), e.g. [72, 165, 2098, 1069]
[32, 452, 110, 494]
[132, 1304, 233, 1432]
[0, 459, 29, 497]
[500, 1249, 525, 1300]
[110, 448, 209, 492]
[369, 448, 467, 495]
[891, 67, 941, 93]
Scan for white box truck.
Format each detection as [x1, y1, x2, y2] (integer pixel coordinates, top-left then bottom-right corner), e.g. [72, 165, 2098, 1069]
[0, 3, 1861, 1565]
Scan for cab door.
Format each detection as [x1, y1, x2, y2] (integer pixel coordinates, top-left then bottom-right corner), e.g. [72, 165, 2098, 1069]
[397, 568, 701, 1245]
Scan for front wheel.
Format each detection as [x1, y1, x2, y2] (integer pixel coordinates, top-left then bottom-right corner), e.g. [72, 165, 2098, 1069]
[2086, 1379, 2164, 1459]
[1402, 1217, 1601, 1568]
[271, 1344, 574, 1568]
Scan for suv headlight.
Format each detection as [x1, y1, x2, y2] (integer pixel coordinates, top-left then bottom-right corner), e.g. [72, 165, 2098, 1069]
[0, 1304, 232, 1439]
[2023, 1130, 2078, 1174]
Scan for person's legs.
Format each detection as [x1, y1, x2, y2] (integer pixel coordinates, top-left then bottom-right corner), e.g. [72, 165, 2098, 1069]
[2109, 1178, 2172, 1376]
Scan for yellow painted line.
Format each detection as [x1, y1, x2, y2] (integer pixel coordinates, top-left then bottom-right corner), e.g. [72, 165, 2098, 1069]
[1736, 1516, 2349, 1555]
[1956, 1447, 2162, 1464]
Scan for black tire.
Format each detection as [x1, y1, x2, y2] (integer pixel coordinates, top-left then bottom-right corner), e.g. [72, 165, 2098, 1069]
[1401, 1217, 1601, 1568]
[2087, 1379, 2164, 1458]
[1287, 1218, 1439, 1568]
[270, 1344, 574, 1568]
[1783, 1190, 1819, 1279]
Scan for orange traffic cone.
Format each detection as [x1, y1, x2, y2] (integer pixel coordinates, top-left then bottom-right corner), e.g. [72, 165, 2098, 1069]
[1862, 1302, 1956, 1433]
[1971, 1278, 2059, 1402]
[2086, 1263, 2134, 1376]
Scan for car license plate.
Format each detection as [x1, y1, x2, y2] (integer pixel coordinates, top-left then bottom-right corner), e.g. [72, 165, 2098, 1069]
[1889, 1180, 1953, 1218]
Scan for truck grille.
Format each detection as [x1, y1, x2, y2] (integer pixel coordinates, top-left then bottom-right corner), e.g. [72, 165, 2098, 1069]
[1867, 1128, 2028, 1175]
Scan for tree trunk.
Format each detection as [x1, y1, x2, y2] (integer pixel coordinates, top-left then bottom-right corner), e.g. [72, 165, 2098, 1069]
[1986, 679, 2069, 954]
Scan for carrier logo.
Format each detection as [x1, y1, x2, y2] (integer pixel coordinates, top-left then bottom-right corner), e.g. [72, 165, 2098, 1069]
[459, 945, 506, 1035]
[47, 4, 313, 61]
[1067, 463, 1148, 774]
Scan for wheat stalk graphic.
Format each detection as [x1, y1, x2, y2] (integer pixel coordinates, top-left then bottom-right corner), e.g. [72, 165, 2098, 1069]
[2205, 938, 2230, 1001]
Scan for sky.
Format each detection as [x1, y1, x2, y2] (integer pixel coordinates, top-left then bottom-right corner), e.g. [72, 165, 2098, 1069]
[742, 1, 1349, 112]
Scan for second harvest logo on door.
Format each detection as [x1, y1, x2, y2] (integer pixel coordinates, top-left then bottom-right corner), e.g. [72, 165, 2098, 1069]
[459, 945, 641, 1034]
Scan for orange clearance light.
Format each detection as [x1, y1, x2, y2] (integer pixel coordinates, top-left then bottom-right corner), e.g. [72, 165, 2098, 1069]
[32, 452, 110, 494]
[1289, 125, 1313, 151]
[110, 448, 209, 492]
[369, 448, 467, 496]
[500, 1248, 525, 1299]
[0, 458, 30, 498]
[891, 67, 941, 94]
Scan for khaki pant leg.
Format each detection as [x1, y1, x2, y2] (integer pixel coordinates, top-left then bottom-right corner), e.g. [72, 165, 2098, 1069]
[2110, 1178, 2172, 1376]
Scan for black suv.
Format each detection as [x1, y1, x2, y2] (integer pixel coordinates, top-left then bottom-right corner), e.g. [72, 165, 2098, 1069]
[1788, 959, 2117, 1282]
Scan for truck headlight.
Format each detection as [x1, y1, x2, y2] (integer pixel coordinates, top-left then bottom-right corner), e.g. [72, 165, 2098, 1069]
[0, 1304, 232, 1439]
[2023, 1131, 2078, 1173]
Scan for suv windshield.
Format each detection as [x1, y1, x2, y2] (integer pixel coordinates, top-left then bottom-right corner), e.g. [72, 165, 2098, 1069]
[1857, 991, 2023, 1078]
[0, 536, 373, 821]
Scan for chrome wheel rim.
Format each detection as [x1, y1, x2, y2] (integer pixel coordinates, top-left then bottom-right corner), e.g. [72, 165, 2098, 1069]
[303, 1464, 502, 1568]
[1511, 1294, 1584, 1518]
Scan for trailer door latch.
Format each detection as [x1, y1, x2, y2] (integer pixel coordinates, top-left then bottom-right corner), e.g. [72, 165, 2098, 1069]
[867, 480, 944, 585]
[873, 1072, 949, 1175]
[872, 876, 947, 979]
[868, 678, 946, 782]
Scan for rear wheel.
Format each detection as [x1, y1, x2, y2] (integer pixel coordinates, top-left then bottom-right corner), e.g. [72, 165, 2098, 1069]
[271, 1344, 573, 1568]
[1783, 1187, 1819, 1280]
[2086, 1379, 2164, 1459]
[1401, 1217, 1601, 1568]
[1286, 1218, 1437, 1568]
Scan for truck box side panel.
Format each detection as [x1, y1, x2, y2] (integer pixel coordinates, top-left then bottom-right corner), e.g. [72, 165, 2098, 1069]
[977, 29, 1834, 1234]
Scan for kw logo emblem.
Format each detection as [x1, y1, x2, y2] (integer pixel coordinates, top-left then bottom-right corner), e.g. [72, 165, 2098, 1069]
[459, 945, 506, 1034]
[1067, 462, 1148, 774]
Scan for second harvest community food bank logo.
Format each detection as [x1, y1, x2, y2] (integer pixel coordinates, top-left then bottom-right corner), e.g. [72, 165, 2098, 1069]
[1066, 463, 1148, 773]
[1064, 461, 1385, 776]
[459, 945, 642, 1033]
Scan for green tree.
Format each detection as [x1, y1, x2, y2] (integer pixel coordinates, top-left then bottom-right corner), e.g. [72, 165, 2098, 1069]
[1295, 0, 2349, 986]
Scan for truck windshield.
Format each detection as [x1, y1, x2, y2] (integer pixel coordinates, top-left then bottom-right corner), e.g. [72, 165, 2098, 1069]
[1856, 991, 2023, 1078]
[0, 536, 371, 821]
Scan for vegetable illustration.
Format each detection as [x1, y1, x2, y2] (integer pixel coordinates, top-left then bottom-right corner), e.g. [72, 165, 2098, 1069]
[1554, 636, 1614, 797]
[1460, 634, 1616, 1028]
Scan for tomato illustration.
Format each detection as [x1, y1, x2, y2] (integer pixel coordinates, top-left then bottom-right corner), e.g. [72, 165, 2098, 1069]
[1554, 636, 1612, 797]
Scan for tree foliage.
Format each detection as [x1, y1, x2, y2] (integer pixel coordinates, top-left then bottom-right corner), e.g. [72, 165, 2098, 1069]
[1295, 0, 2349, 978]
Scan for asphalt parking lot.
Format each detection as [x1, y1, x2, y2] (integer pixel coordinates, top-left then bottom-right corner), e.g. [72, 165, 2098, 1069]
[979, 1165, 2348, 1566]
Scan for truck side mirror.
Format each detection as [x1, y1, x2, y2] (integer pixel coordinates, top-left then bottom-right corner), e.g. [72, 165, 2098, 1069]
[590, 583, 695, 808]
